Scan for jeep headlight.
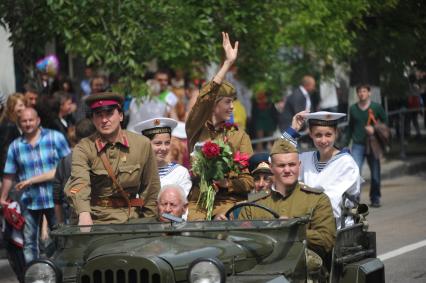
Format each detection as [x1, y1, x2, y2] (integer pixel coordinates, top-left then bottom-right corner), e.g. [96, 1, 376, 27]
[188, 257, 225, 283]
[25, 259, 60, 283]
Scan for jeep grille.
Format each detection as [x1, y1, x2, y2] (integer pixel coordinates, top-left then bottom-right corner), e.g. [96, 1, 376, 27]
[79, 256, 163, 283]
[80, 268, 160, 283]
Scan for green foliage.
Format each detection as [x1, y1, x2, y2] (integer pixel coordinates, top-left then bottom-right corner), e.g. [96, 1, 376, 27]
[1, 0, 394, 95]
[0, 1, 56, 73]
[351, 0, 426, 98]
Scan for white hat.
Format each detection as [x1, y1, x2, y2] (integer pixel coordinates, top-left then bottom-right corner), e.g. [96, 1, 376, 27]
[305, 111, 346, 126]
[172, 122, 187, 139]
[134, 117, 178, 137]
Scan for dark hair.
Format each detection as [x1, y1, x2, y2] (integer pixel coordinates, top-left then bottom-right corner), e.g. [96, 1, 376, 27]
[143, 131, 171, 141]
[75, 118, 96, 140]
[356, 84, 370, 92]
[51, 91, 73, 114]
[23, 82, 39, 94]
[90, 75, 106, 89]
[155, 69, 170, 77]
[60, 77, 75, 93]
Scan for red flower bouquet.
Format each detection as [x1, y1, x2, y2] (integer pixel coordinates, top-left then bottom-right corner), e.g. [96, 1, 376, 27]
[192, 139, 249, 220]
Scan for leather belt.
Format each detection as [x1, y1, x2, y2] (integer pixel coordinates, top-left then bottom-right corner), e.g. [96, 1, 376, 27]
[91, 197, 145, 208]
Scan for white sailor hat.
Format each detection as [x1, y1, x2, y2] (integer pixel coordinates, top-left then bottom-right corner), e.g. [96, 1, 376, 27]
[134, 117, 178, 138]
[305, 111, 346, 127]
[171, 121, 187, 139]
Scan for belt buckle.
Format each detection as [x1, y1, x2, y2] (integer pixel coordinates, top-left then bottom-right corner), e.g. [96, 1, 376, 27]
[100, 198, 110, 207]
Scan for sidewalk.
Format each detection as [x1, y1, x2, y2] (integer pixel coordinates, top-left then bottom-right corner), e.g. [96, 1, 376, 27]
[361, 135, 426, 181]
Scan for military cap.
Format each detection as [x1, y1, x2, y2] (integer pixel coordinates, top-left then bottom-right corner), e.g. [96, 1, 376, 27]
[85, 92, 124, 112]
[270, 139, 298, 155]
[305, 111, 346, 127]
[134, 117, 178, 138]
[217, 80, 237, 99]
[249, 153, 272, 174]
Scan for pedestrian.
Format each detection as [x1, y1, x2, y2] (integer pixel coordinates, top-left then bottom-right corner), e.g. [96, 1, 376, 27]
[64, 92, 160, 225]
[279, 75, 316, 131]
[1, 108, 71, 264]
[251, 87, 278, 152]
[0, 93, 26, 180]
[126, 70, 178, 132]
[344, 84, 388, 208]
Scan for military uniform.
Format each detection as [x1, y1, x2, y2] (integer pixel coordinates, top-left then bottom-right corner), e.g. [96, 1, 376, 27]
[186, 81, 254, 220]
[240, 182, 336, 255]
[65, 92, 161, 224]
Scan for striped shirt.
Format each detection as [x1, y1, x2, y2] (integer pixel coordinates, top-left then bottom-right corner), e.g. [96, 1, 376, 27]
[158, 162, 179, 178]
[4, 128, 70, 210]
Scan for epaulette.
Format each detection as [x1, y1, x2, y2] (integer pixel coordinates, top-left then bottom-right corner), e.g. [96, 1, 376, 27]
[247, 190, 271, 202]
[299, 182, 324, 194]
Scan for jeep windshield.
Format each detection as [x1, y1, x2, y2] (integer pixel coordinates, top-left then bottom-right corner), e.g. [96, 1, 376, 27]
[51, 217, 309, 236]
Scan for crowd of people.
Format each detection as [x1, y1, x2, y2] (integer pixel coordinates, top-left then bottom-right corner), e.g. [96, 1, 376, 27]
[1, 31, 418, 281]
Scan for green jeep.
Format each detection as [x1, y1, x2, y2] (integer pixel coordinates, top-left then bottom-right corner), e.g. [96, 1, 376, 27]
[24, 203, 384, 283]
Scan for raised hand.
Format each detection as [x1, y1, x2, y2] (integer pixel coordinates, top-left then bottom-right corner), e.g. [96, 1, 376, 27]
[222, 32, 239, 64]
[292, 110, 309, 132]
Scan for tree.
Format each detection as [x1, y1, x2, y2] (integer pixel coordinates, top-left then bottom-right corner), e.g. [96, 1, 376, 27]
[0, 1, 56, 77]
[351, 0, 426, 99]
[1, 0, 394, 96]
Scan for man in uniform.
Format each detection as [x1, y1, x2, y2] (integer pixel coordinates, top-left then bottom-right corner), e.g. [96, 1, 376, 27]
[239, 139, 336, 263]
[65, 92, 160, 225]
[248, 153, 273, 194]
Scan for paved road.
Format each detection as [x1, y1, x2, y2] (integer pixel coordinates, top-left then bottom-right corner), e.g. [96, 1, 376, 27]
[363, 172, 426, 283]
[1, 172, 425, 282]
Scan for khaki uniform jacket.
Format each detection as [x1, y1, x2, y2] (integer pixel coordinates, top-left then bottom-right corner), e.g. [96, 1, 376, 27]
[186, 81, 254, 220]
[65, 130, 160, 224]
[240, 182, 336, 254]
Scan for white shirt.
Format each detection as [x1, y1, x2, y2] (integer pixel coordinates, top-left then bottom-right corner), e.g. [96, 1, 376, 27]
[299, 151, 361, 229]
[319, 80, 339, 109]
[127, 92, 178, 133]
[159, 163, 192, 197]
[299, 86, 312, 112]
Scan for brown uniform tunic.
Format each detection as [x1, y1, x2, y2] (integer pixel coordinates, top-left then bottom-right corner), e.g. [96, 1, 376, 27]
[65, 130, 160, 224]
[186, 81, 254, 220]
[240, 182, 336, 254]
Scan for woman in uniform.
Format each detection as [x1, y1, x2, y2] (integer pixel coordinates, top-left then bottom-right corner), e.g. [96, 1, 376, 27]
[185, 32, 254, 220]
[282, 111, 361, 229]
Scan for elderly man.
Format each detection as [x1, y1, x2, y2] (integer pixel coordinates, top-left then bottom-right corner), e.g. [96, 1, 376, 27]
[157, 184, 188, 222]
[239, 139, 336, 264]
[65, 92, 160, 225]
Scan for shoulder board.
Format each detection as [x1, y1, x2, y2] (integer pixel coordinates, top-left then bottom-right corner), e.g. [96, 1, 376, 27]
[247, 190, 271, 202]
[299, 182, 324, 194]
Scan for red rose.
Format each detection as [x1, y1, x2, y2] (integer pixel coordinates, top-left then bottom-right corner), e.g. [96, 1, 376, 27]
[233, 151, 249, 168]
[202, 141, 221, 159]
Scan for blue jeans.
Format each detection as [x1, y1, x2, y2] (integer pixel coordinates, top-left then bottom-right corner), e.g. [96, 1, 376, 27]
[351, 143, 381, 204]
[22, 208, 56, 264]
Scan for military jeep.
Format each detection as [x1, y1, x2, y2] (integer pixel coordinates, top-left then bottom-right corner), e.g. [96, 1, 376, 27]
[24, 204, 384, 283]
